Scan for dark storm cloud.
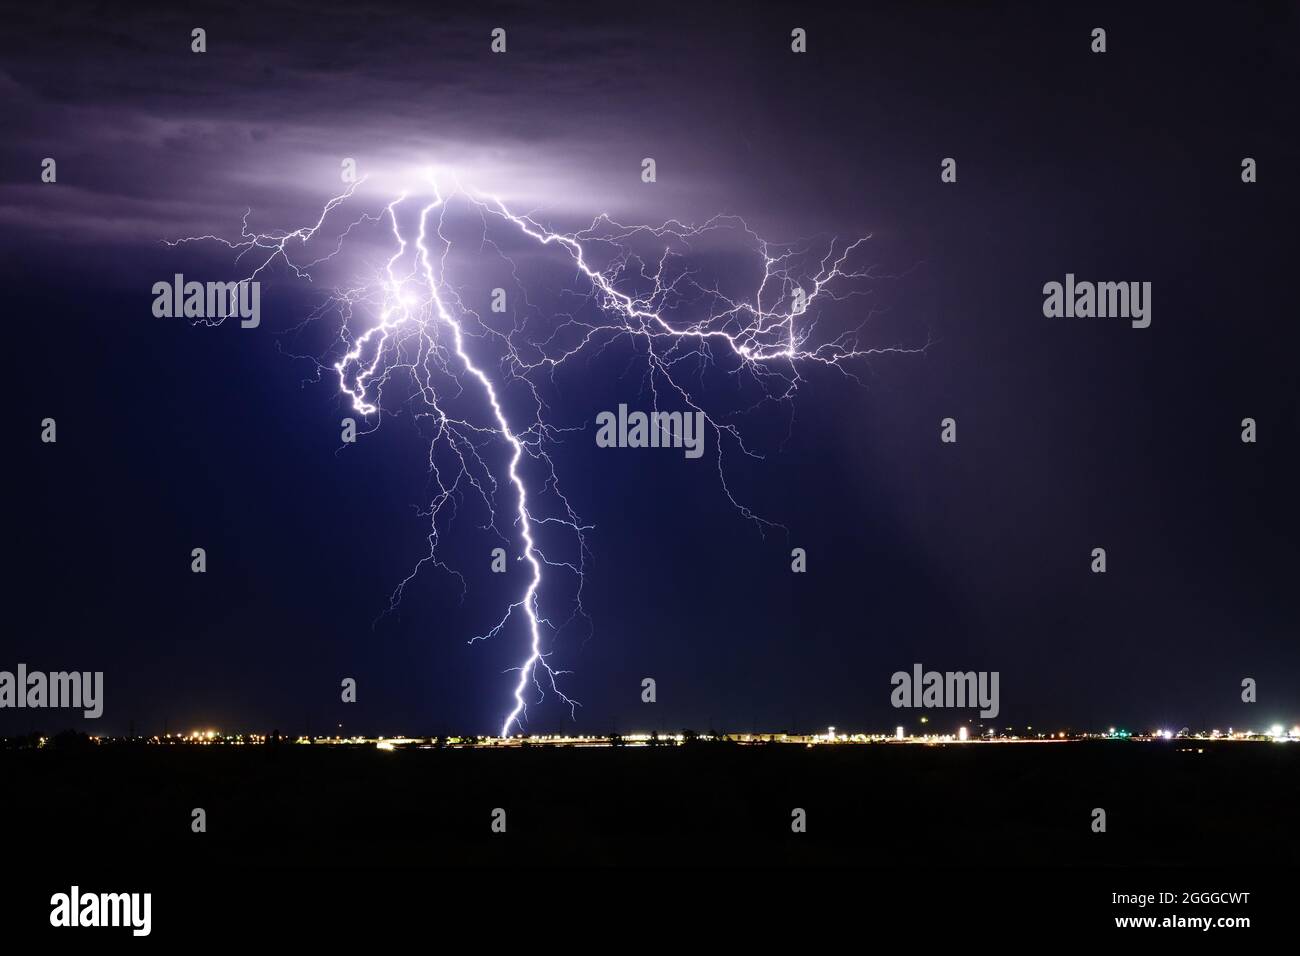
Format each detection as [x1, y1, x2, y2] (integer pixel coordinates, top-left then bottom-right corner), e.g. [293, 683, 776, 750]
[0, 0, 747, 243]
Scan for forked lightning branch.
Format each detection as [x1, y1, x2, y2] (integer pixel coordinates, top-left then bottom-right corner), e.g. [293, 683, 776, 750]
[166, 170, 925, 734]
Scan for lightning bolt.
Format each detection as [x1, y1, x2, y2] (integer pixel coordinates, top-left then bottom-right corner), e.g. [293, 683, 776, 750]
[167, 171, 926, 735]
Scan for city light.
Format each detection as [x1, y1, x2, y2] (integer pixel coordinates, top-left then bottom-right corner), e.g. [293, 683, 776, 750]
[17, 724, 1299, 750]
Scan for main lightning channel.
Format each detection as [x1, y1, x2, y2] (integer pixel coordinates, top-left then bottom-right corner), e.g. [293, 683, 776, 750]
[411, 186, 561, 737]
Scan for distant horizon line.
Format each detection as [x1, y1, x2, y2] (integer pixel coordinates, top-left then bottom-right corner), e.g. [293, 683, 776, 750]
[7, 724, 1299, 747]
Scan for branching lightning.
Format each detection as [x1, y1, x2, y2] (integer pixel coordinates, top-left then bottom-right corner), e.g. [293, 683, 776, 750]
[167, 171, 926, 735]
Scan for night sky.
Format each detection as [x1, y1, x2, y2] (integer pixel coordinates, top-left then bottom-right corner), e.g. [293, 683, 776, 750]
[5, 0, 1298, 736]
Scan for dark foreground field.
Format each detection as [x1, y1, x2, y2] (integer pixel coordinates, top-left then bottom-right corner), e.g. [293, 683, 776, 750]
[4, 739, 1296, 867]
